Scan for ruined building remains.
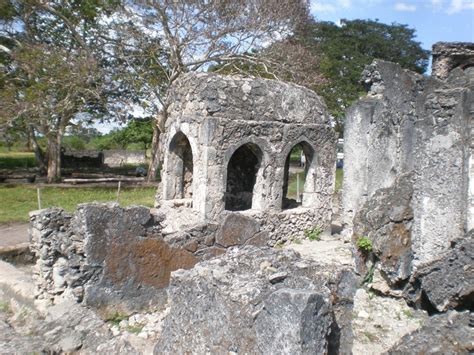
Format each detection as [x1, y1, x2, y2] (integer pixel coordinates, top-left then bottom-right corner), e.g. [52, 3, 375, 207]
[22, 42, 474, 354]
[28, 74, 337, 315]
[160, 73, 336, 239]
[343, 42, 473, 284]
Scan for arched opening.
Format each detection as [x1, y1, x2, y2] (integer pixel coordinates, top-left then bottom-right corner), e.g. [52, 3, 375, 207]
[282, 142, 315, 209]
[167, 132, 193, 199]
[225, 143, 263, 211]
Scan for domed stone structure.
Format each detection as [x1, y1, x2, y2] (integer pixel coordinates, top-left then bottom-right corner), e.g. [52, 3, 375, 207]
[160, 73, 336, 239]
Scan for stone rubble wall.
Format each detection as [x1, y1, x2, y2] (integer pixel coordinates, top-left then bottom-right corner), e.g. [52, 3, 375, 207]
[29, 208, 82, 307]
[432, 42, 474, 79]
[244, 207, 331, 246]
[31, 203, 312, 315]
[102, 150, 146, 167]
[29, 204, 195, 316]
[343, 59, 472, 271]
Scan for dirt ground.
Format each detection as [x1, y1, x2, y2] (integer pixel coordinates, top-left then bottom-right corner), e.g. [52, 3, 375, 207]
[0, 223, 29, 247]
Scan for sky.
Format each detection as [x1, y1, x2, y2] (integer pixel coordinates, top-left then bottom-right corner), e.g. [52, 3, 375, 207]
[310, 0, 474, 53]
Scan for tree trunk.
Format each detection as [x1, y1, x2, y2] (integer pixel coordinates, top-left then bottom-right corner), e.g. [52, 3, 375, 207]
[147, 119, 161, 182]
[46, 130, 63, 183]
[29, 126, 47, 174]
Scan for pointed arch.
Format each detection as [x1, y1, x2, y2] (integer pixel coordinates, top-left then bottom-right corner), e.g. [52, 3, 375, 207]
[281, 141, 316, 209]
[225, 142, 264, 211]
[166, 131, 194, 199]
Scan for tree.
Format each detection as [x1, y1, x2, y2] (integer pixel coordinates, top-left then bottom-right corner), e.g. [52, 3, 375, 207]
[122, 119, 153, 151]
[1, 43, 105, 181]
[213, 18, 429, 134]
[103, 0, 310, 181]
[0, 0, 117, 182]
[300, 19, 430, 129]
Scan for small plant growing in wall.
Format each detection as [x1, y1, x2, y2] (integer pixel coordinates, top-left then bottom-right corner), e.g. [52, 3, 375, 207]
[357, 236, 373, 253]
[362, 264, 376, 285]
[304, 226, 322, 241]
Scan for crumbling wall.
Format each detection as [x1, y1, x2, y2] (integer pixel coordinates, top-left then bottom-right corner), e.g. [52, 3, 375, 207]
[29, 204, 193, 315]
[29, 203, 281, 315]
[103, 150, 146, 167]
[432, 42, 474, 79]
[343, 52, 473, 277]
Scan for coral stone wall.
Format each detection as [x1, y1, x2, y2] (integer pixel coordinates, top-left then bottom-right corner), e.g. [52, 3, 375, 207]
[160, 73, 336, 238]
[343, 58, 472, 270]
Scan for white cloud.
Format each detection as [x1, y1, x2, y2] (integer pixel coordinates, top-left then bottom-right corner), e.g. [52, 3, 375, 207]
[339, 0, 352, 8]
[431, 0, 444, 9]
[311, 1, 337, 12]
[447, 0, 474, 14]
[311, 0, 352, 13]
[394, 2, 417, 11]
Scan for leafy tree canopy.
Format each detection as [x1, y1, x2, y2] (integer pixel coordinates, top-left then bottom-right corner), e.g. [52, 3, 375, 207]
[299, 19, 430, 126]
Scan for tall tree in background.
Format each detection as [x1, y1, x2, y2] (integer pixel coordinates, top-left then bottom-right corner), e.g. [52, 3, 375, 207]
[213, 18, 429, 134]
[0, 0, 117, 182]
[302, 19, 430, 131]
[104, 0, 310, 181]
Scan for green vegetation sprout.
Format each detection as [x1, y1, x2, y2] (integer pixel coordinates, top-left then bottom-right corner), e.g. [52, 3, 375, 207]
[357, 236, 373, 253]
[304, 226, 322, 241]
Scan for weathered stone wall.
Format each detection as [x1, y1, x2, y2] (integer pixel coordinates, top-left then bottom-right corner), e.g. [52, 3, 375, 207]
[432, 42, 474, 79]
[342, 61, 421, 236]
[103, 150, 146, 167]
[154, 246, 358, 354]
[30, 203, 288, 314]
[29, 204, 196, 315]
[160, 73, 336, 227]
[244, 207, 331, 246]
[343, 56, 473, 273]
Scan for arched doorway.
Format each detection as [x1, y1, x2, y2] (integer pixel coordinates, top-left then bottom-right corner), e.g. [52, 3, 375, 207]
[167, 132, 193, 199]
[282, 142, 315, 209]
[225, 143, 263, 211]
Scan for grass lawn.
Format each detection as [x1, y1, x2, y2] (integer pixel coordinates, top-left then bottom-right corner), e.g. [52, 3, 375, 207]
[0, 152, 37, 169]
[286, 167, 343, 199]
[335, 168, 343, 192]
[0, 185, 157, 223]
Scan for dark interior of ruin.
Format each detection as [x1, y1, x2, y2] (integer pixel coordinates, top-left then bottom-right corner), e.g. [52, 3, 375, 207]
[225, 143, 262, 211]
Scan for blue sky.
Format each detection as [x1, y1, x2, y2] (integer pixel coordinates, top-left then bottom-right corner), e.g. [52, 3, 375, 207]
[310, 0, 474, 52]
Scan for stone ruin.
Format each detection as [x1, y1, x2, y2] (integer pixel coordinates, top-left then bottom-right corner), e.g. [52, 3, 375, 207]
[343, 42, 473, 309]
[28, 74, 337, 312]
[18, 42, 474, 353]
[160, 73, 336, 238]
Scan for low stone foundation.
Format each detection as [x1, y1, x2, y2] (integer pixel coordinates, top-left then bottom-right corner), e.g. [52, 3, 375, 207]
[30, 203, 298, 315]
[29, 204, 188, 315]
[248, 207, 331, 245]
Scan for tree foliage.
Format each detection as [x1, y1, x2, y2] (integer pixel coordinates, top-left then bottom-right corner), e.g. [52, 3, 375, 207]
[105, 119, 153, 150]
[0, 0, 117, 181]
[299, 19, 430, 126]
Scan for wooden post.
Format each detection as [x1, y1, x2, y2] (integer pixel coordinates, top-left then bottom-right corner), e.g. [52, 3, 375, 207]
[116, 181, 121, 203]
[296, 173, 300, 203]
[37, 187, 42, 210]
